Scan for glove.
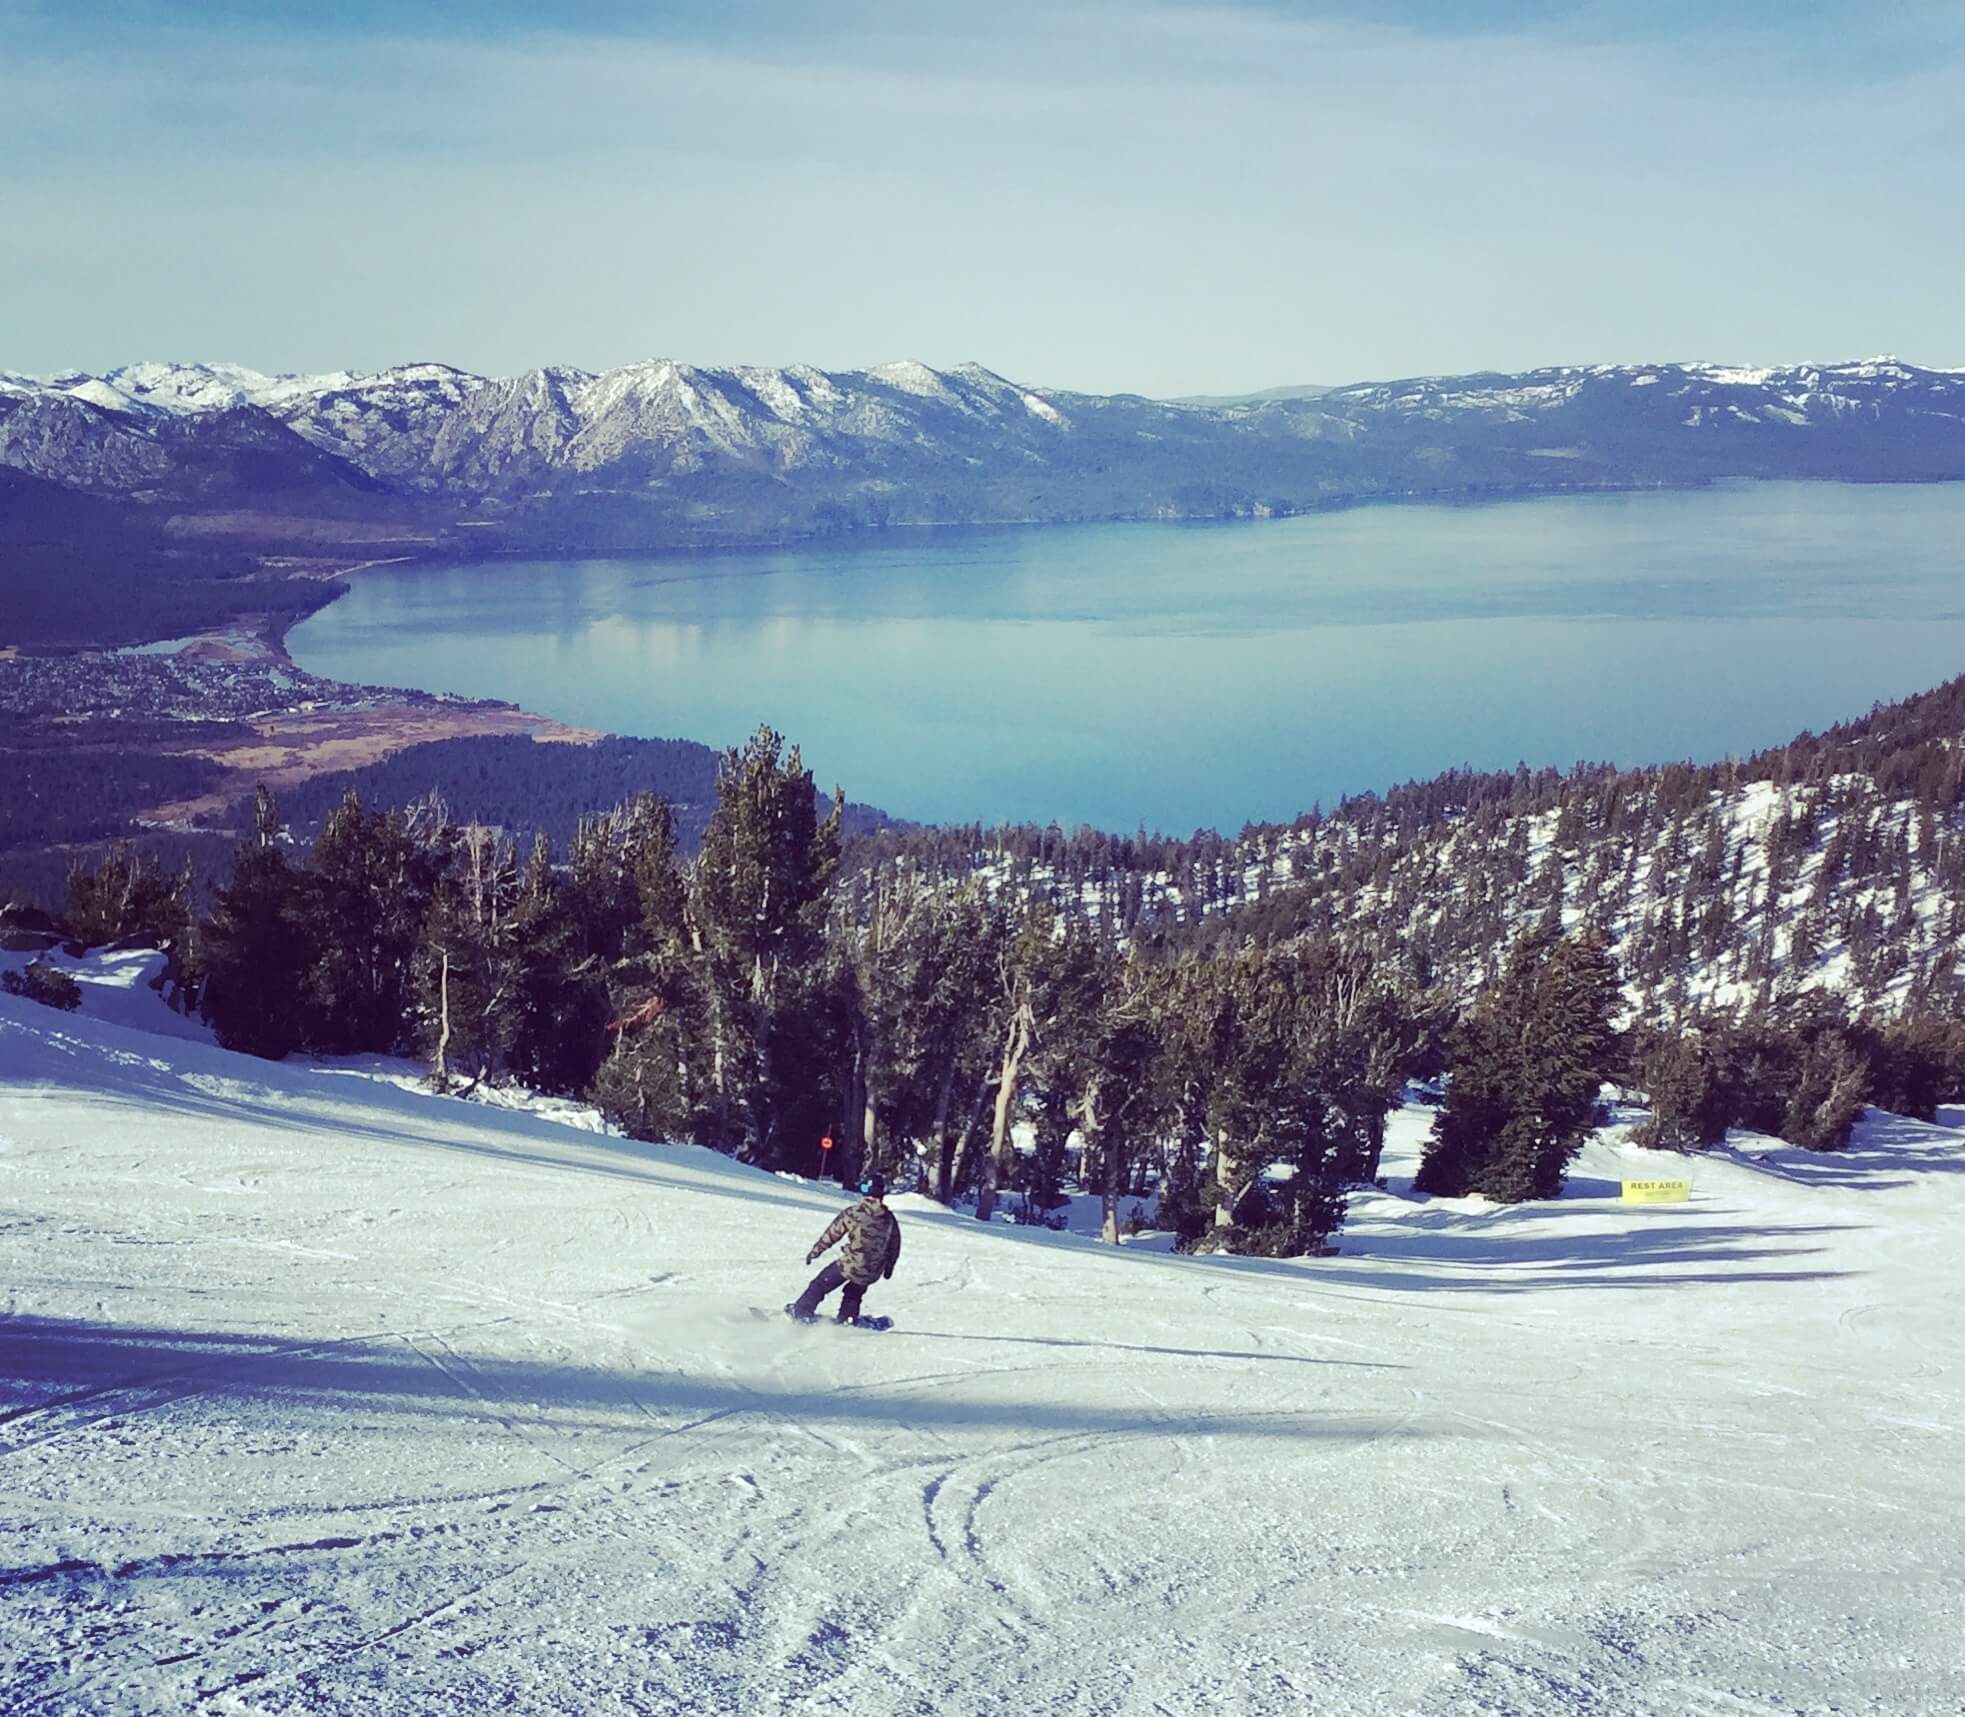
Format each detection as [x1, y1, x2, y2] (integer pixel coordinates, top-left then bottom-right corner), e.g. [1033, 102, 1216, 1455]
[882, 1263, 894, 1280]
[806, 1247, 820, 1264]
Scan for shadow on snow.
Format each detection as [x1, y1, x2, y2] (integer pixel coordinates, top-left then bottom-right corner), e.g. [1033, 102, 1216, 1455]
[0, 1316, 1423, 1486]
[894, 1330, 1402, 1369]
[1188, 1209, 1856, 1294]
[1714, 1108, 1965, 1191]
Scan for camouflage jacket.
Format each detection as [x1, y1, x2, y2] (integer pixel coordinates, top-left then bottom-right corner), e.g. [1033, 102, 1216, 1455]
[808, 1197, 902, 1286]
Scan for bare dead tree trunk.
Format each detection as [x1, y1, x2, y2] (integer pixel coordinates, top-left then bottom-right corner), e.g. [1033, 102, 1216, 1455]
[947, 1079, 993, 1203]
[432, 949, 451, 1092]
[861, 1050, 879, 1174]
[842, 1017, 867, 1186]
[1214, 1126, 1237, 1235]
[1087, 1083, 1123, 1245]
[925, 1054, 955, 1199]
[836, 1030, 859, 1186]
[975, 996, 1033, 1224]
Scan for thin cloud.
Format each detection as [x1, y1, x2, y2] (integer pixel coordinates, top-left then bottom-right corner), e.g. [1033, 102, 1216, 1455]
[1, 3, 1959, 392]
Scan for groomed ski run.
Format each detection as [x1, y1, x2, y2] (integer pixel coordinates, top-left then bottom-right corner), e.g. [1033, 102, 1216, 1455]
[2, 955, 1960, 1716]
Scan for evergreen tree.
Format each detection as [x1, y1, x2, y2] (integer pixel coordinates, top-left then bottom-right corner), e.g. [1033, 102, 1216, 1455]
[3, 959, 82, 1011]
[1160, 938, 1409, 1254]
[1415, 925, 1620, 1201]
[1023, 1083, 1077, 1213]
[973, 904, 1060, 1223]
[507, 833, 615, 1098]
[588, 794, 709, 1143]
[1777, 995, 1870, 1151]
[417, 823, 530, 1090]
[688, 727, 842, 1161]
[1630, 1024, 1730, 1151]
[836, 874, 1002, 1193]
[1152, 1129, 1211, 1245]
[1062, 949, 1169, 1245]
[305, 791, 448, 1055]
[65, 844, 191, 951]
[1865, 1016, 1961, 1122]
[200, 789, 316, 1059]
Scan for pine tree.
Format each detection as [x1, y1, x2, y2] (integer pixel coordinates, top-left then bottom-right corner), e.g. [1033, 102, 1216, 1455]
[1630, 1024, 1729, 1151]
[1023, 1083, 1078, 1213]
[589, 794, 708, 1144]
[838, 875, 1003, 1194]
[306, 791, 448, 1055]
[1160, 938, 1408, 1255]
[1067, 950, 1169, 1245]
[507, 834, 615, 1098]
[688, 727, 843, 1161]
[65, 844, 190, 951]
[417, 823, 528, 1090]
[1866, 1016, 1960, 1122]
[1778, 995, 1869, 1151]
[1415, 925, 1619, 1202]
[973, 904, 1056, 1223]
[200, 789, 316, 1059]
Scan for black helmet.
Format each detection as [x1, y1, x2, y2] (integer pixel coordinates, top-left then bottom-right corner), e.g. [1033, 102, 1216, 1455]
[862, 1173, 888, 1199]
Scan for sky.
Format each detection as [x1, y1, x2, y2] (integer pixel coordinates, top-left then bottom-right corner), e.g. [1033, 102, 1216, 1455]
[3, 1, 1961, 396]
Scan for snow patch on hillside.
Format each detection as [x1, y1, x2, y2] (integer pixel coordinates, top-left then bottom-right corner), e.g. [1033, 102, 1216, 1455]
[869, 359, 953, 399]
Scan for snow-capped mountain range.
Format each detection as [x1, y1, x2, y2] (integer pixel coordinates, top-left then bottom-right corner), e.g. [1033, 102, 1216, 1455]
[3, 355, 1962, 532]
[0, 358, 1083, 499]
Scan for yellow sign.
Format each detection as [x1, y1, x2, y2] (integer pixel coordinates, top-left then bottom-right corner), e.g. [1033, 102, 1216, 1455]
[1622, 1178, 1692, 1204]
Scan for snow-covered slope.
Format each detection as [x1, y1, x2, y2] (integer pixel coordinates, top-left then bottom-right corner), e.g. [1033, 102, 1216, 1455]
[6, 354, 1962, 514]
[947, 747, 1965, 1019]
[0, 357, 1078, 499]
[3, 976, 1962, 1714]
[1320, 356, 1965, 425]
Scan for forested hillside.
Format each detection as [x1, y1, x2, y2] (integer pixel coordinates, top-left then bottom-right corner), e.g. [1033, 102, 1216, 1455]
[19, 678, 1965, 1264]
[271, 733, 900, 854]
[853, 674, 1965, 1023]
[0, 467, 337, 650]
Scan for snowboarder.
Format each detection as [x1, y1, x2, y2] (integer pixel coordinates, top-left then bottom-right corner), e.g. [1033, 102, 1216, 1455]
[787, 1174, 902, 1325]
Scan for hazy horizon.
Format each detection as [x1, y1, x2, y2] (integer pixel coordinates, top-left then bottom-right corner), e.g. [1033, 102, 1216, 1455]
[4, 2, 1962, 397]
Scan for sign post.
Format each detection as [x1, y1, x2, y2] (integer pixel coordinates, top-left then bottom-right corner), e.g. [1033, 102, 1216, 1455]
[818, 1133, 835, 1180]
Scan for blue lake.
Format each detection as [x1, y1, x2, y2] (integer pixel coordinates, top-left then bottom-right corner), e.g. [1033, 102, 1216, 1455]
[286, 481, 1965, 832]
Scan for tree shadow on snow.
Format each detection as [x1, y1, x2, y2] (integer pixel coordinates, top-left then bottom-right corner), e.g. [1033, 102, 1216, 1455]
[1717, 1108, 1965, 1191]
[0, 1317, 1422, 1475]
[1185, 1213, 1856, 1295]
[894, 1330, 1403, 1370]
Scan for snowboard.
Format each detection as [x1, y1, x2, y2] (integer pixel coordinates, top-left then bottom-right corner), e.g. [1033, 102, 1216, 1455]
[756, 1306, 892, 1332]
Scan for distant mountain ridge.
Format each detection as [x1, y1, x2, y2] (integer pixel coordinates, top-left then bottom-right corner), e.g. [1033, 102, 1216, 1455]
[1166, 383, 1334, 406]
[3, 355, 1963, 546]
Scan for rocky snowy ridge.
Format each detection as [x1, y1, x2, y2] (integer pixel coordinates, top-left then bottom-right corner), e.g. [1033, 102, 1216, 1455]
[1319, 356, 1965, 422]
[3, 355, 1962, 517]
[0, 357, 1079, 499]
[942, 772, 1962, 1024]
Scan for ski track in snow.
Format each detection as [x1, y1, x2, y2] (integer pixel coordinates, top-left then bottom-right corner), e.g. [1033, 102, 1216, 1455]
[2, 965, 1963, 1714]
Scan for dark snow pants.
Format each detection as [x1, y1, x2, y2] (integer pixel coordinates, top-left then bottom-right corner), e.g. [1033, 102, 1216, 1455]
[793, 1261, 869, 1322]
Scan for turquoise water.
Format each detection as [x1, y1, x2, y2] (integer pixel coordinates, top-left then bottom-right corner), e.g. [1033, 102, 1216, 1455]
[287, 482, 1965, 831]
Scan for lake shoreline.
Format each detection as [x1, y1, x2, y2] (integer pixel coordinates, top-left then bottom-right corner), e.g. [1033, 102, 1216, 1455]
[284, 472, 1726, 621]
[273, 466, 1965, 660]
[285, 479, 1965, 834]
